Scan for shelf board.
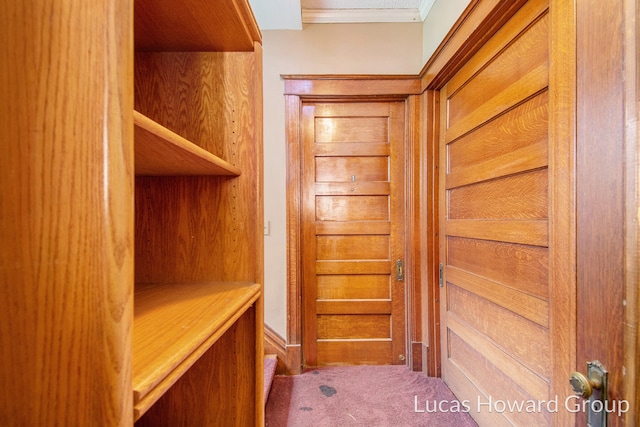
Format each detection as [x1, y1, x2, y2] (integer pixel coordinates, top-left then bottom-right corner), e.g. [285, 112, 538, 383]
[133, 281, 261, 419]
[134, 111, 242, 176]
[134, 0, 261, 52]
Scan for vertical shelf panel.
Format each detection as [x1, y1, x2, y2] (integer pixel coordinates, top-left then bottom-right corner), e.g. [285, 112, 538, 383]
[0, 1, 134, 425]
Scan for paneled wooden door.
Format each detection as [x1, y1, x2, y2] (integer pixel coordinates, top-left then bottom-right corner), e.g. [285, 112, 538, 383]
[438, 0, 562, 425]
[301, 101, 406, 367]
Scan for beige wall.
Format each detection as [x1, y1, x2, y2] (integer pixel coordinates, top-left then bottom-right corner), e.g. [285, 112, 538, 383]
[422, 0, 472, 64]
[262, 0, 471, 339]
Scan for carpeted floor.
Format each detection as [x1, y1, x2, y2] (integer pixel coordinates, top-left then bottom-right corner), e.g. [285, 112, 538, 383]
[265, 365, 478, 426]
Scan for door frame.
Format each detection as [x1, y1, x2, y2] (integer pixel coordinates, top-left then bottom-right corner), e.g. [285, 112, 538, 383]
[283, 77, 425, 374]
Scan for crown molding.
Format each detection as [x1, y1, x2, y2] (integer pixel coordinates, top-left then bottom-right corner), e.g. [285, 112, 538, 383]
[302, 8, 423, 23]
[418, 0, 436, 20]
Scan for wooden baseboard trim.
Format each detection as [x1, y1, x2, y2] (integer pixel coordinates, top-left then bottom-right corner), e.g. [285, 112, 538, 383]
[264, 324, 287, 375]
[264, 324, 302, 375]
[411, 341, 423, 372]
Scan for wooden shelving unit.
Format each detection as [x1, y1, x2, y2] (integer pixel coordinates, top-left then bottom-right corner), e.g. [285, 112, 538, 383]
[3, 0, 262, 425]
[131, 0, 264, 425]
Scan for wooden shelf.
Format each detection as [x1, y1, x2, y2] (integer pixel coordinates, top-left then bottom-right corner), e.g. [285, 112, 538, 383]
[134, 0, 261, 52]
[134, 111, 242, 176]
[132, 281, 261, 419]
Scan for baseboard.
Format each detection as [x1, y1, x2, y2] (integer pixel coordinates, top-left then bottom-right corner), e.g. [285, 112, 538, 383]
[411, 341, 424, 372]
[264, 324, 302, 375]
[264, 324, 287, 375]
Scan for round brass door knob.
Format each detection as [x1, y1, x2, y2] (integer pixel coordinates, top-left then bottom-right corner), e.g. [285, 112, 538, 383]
[569, 371, 601, 398]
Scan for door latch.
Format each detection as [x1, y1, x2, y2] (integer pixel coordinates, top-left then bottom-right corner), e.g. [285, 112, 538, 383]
[570, 360, 608, 427]
[395, 260, 404, 281]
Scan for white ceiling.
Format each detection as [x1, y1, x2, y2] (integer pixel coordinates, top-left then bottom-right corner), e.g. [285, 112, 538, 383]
[248, 0, 436, 30]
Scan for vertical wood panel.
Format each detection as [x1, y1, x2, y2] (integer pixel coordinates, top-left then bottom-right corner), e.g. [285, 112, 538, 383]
[0, 1, 134, 425]
[547, 0, 577, 424]
[576, 0, 626, 425]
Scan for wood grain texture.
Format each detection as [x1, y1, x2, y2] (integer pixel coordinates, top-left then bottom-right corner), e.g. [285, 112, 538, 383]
[438, 2, 555, 424]
[301, 101, 406, 367]
[447, 284, 550, 374]
[420, 0, 529, 90]
[316, 221, 390, 235]
[315, 117, 389, 143]
[316, 235, 390, 260]
[134, 111, 241, 176]
[283, 76, 420, 97]
[136, 307, 257, 426]
[622, 0, 639, 422]
[316, 195, 389, 221]
[315, 156, 389, 182]
[317, 315, 390, 339]
[315, 260, 391, 275]
[0, 1, 134, 425]
[134, 0, 261, 51]
[447, 236, 548, 299]
[316, 275, 390, 299]
[316, 341, 393, 365]
[447, 317, 550, 402]
[419, 90, 441, 377]
[285, 94, 303, 355]
[447, 327, 550, 426]
[314, 142, 390, 156]
[135, 52, 256, 163]
[317, 300, 392, 315]
[133, 8, 263, 424]
[315, 182, 391, 196]
[134, 52, 261, 284]
[132, 282, 260, 413]
[576, 0, 626, 424]
[547, 0, 577, 425]
[446, 13, 548, 129]
[446, 266, 548, 327]
[448, 169, 548, 220]
[446, 219, 548, 247]
[446, 91, 548, 190]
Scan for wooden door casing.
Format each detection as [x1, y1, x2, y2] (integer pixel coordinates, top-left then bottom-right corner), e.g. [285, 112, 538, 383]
[301, 101, 407, 367]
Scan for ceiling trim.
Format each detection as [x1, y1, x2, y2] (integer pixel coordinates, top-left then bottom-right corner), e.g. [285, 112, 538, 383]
[302, 8, 423, 23]
[418, 0, 436, 20]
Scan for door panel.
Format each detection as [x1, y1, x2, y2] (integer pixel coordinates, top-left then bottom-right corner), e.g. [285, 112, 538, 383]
[440, 0, 553, 425]
[302, 101, 406, 367]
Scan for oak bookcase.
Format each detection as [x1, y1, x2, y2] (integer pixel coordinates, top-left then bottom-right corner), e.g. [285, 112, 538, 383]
[1, 0, 264, 425]
[132, 0, 264, 424]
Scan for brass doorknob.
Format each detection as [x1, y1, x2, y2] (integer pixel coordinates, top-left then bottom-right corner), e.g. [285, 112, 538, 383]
[569, 371, 602, 398]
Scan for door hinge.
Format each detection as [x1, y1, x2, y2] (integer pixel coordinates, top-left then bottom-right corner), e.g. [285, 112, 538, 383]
[439, 263, 443, 287]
